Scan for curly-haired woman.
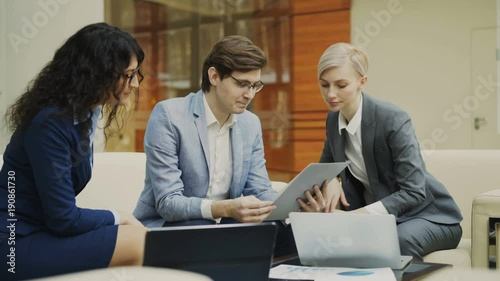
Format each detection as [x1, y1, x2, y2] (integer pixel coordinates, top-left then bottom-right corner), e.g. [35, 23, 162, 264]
[0, 23, 146, 280]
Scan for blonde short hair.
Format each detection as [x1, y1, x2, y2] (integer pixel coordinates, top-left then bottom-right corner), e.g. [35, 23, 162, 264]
[317, 42, 369, 79]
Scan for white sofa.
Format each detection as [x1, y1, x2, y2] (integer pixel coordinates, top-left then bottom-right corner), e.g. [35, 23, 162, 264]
[420, 150, 500, 268]
[76, 152, 147, 213]
[2, 150, 499, 273]
[76, 150, 500, 269]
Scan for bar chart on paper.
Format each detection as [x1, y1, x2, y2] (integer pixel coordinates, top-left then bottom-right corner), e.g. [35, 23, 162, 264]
[269, 264, 397, 281]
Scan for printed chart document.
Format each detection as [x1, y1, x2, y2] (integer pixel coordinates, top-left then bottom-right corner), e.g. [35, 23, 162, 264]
[269, 264, 396, 281]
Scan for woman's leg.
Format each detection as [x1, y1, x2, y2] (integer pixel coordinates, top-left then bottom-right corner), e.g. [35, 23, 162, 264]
[1, 225, 120, 280]
[397, 218, 462, 261]
[109, 225, 147, 266]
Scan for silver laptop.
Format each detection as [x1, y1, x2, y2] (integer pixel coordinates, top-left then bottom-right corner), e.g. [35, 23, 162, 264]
[289, 212, 412, 269]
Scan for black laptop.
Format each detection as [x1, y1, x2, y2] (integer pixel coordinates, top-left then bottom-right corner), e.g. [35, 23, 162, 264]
[143, 222, 278, 281]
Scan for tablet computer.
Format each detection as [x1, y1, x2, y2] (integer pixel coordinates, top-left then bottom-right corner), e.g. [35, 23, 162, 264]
[265, 162, 350, 221]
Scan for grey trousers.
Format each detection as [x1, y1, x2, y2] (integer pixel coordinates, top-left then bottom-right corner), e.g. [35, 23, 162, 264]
[397, 218, 462, 261]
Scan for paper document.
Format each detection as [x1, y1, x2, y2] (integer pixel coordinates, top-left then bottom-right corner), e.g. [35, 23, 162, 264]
[269, 264, 396, 281]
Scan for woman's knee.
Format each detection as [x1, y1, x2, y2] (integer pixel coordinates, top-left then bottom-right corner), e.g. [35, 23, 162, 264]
[398, 233, 423, 260]
[110, 225, 147, 266]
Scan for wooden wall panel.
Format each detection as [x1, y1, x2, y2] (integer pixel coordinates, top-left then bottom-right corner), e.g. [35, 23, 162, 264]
[270, 4, 351, 179]
[292, 129, 326, 141]
[292, 10, 350, 112]
[292, 0, 350, 14]
[294, 141, 326, 171]
[292, 112, 328, 120]
[255, 0, 351, 180]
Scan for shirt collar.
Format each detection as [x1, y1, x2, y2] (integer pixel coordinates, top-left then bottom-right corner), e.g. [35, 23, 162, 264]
[202, 94, 236, 128]
[338, 95, 363, 135]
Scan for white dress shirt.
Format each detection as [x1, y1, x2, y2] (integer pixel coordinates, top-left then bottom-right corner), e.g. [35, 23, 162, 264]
[200, 94, 235, 221]
[338, 96, 388, 215]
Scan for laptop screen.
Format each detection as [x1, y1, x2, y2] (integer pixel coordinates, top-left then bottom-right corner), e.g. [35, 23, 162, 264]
[143, 222, 278, 281]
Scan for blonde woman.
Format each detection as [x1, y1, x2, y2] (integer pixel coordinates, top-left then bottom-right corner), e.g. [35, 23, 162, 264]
[299, 43, 463, 260]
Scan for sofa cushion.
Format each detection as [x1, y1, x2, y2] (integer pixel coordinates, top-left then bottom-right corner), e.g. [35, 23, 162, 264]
[76, 152, 146, 213]
[423, 239, 471, 268]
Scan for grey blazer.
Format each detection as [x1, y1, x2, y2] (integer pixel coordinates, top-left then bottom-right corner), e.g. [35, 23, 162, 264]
[320, 93, 462, 224]
[133, 90, 277, 227]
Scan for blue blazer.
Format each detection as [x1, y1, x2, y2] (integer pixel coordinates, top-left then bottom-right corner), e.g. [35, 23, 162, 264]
[0, 108, 114, 237]
[320, 93, 462, 224]
[133, 90, 278, 227]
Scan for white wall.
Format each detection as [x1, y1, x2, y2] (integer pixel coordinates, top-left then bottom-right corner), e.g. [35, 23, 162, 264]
[2, 0, 495, 151]
[352, 0, 496, 149]
[0, 0, 104, 153]
[0, 1, 7, 153]
[498, 0, 500, 134]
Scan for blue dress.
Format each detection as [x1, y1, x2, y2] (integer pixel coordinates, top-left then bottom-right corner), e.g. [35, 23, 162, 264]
[0, 108, 118, 280]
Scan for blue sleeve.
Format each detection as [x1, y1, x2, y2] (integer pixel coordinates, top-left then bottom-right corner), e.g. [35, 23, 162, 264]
[242, 119, 278, 201]
[144, 103, 204, 221]
[24, 114, 115, 236]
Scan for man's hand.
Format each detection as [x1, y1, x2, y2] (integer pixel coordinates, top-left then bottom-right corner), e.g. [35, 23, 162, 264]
[212, 196, 276, 223]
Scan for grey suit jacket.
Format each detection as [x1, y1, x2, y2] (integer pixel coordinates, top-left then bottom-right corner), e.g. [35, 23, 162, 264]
[133, 90, 278, 227]
[320, 93, 462, 224]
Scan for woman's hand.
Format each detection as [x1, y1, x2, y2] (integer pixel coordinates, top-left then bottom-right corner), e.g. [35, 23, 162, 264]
[297, 184, 327, 212]
[117, 210, 146, 228]
[323, 178, 350, 212]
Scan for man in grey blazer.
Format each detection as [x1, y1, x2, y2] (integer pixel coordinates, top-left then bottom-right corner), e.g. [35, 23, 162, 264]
[299, 43, 463, 260]
[133, 35, 295, 256]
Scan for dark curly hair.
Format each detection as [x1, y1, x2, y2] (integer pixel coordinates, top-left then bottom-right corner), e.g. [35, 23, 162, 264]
[5, 22, 145, 140]
[201, 35, 267, 93]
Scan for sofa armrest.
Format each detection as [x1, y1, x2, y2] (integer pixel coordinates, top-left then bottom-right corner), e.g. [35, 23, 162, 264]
[496, 222, 500, 269]
[272, 181, 288, 193]
[471, 189, 500, 268]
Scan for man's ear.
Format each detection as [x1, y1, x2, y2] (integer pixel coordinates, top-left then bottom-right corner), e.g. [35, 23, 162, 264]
[359, 76, 368, 90]
[208, 67, 220, 86]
